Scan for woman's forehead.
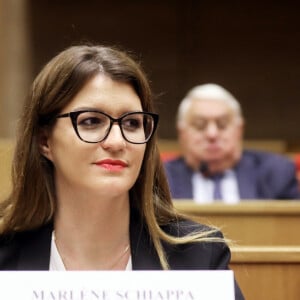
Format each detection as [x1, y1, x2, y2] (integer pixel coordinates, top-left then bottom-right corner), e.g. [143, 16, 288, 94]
[62, 74, 142, 115]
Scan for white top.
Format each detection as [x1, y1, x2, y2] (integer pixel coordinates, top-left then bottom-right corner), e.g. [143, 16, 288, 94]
[49, 231, 132, 271]
[192, 169, 240, 204]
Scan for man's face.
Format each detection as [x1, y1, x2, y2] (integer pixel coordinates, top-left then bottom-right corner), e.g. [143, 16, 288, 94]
[178, 98, 244, 173]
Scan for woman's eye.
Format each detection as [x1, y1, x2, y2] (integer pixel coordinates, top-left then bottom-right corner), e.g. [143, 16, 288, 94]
[78, 117, 102, 127]
[123, 118, 141, 130]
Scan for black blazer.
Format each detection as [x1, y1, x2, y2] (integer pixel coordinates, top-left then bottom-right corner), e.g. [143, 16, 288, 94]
[0, 211, 244, 299]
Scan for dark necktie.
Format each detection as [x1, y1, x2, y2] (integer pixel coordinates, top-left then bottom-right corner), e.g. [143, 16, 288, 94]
[212, 173, 223, 200]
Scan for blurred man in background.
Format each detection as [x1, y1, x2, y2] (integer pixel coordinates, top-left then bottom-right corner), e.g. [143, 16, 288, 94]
[164, 83, 300, 202]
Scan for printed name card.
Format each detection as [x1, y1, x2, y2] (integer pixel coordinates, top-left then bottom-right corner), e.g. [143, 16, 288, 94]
[0, 270, 234, 300]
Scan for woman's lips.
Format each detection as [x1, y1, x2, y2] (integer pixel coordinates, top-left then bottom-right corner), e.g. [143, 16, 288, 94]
[94, 159, 128, 171]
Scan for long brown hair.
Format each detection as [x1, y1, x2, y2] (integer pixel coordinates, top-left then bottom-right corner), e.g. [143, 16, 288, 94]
[0, 45, 221, 269]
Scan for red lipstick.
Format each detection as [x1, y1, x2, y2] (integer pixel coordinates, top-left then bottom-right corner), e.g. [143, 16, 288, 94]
[94, 159, 127, 171]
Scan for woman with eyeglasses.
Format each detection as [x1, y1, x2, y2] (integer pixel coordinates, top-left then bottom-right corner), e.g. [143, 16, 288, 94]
[0, 44, 243, 298]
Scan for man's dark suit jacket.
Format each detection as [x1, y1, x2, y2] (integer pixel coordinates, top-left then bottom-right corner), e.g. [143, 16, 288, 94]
[0, 210, 244, 299]
[164, 150, 300, 199]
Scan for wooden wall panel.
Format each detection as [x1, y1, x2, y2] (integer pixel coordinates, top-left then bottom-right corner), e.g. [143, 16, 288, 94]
[1, 1, 300, 145]
[175, 200, 300, 246]
[27, 1, 300, 141]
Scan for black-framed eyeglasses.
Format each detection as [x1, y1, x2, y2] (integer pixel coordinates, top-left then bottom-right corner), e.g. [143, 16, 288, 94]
[56, 110, 159, 144]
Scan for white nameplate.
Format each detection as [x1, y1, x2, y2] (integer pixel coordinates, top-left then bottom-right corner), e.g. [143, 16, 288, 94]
[0, 270, 234, 300]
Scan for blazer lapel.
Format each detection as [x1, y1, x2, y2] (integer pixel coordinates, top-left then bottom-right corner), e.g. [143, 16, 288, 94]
[174, 158, 194, 198]
[17, 222, 53, 270]
[235, 152, 258, 199]
[130, 210, 162, 270]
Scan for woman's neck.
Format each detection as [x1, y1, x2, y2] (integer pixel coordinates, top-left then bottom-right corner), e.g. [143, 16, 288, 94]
[53, 193, 131, 270]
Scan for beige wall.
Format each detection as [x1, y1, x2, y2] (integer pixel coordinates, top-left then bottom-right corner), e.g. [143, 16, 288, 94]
[0, 0, 31, 138]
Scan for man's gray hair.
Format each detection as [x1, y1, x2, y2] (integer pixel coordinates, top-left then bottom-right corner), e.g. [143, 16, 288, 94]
[177, 83, 243, 126]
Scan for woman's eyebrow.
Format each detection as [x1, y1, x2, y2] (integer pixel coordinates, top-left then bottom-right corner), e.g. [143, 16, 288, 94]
[69, 107, 102, 112]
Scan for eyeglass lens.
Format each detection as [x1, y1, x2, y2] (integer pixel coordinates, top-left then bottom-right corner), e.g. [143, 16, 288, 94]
[76, 111, 155, 143]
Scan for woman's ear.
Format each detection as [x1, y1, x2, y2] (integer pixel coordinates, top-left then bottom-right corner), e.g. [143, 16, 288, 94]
[38, 128, 53, 161]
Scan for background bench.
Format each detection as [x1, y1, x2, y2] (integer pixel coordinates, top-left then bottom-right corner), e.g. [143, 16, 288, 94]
[174, 200, 300, 246]
[230, 245, 300, 300]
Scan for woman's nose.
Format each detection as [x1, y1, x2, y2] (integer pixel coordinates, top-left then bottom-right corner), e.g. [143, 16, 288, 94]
[101, 124, 126, 150]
